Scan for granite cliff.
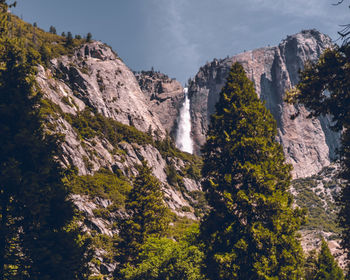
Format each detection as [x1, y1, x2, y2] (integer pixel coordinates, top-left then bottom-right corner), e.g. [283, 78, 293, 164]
[36, 42, 201, 278]
[135, 70, 184, 135]
[188, 29, 340, 178]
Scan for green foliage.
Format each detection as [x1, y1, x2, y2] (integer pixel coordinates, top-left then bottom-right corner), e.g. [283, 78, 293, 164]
[49, 25, 56, 34]
[120, 225, 206, 280]
[86, 32, 92, 43]
[0, 3, 91, 279]
[293, 177, 340, 234]
[183, 158, 202, 181]
[165, 163, 182, 186]
[115, 163, 171, 271]
[66, 31, 73, 46]
[116, 162, 169, 273]
[304, 250, 318, 280]
[287, 44, 350, 272]
[63, 108, 203, 182]
[7, 13, 85, 64]
[200, 62, 305, 280]
[66, 108, 154, 146]
[314, 239, 344, 280]
[64, 168, 132, 209]
[167, 214, 198, 241]
[155, 135, 199, 163]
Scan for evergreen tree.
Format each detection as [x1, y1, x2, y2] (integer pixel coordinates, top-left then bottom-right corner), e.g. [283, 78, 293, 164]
[0, 2, 91, 279]
[286, 45, 350, 275]
[86, 32, 92, 43]
[39, 43, 51, 67]
[115, 162, 170, 270]
[66, 31, 73, 46]
[120, 225, 205, 280]
[49, 25, 56, 34]
[200, 62, 305, 280]
[304, 250, 318, 280]
[314, 239, 344, 280]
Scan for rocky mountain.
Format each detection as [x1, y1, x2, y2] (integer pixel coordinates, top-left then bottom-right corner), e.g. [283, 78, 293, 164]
[34, 31, 345, 278]
[188, 29, 340, 178]
[36, 42, 201, 278]
[135, 70, 184, 135]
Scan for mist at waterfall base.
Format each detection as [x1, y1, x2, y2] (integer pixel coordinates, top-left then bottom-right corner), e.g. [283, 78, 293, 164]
[175, 88, 193, 154]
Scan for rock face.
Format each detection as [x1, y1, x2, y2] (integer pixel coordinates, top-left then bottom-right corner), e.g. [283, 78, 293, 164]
[189, 30, 340, 178]
[36, 43, 203, 278]
[135, 70, 184, 135]
[36, 42, 201, 216]
[38, 42, 166, 139]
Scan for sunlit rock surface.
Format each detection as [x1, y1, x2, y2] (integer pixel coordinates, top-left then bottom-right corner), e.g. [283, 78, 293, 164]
[189, 30, 340, 178]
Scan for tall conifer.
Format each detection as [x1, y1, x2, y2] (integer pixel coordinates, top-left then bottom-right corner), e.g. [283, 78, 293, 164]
[115, 162, 170, 269]
[200, 62, 305, 280]
[314, 239, 344, 280]
[0, 2, 91, 279]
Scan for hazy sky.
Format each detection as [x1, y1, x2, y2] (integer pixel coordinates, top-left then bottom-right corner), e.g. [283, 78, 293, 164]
[12, 0, 350, 84]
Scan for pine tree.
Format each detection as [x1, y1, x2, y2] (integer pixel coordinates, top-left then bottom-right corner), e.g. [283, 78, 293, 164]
[0, 2, 91, 279]
[66, 31, 73, 46]
[314, 239, 344, 280]
[304, 250, 318, 280]
[86, 32, 92, 43]
[286, 45, 350, 275]
[115, 162, 170, 269]
[49, 25, 56, 34]
[200, 62, 305, 280]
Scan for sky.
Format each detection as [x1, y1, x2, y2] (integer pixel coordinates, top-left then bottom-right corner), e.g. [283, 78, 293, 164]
[12, 0, 350, 84]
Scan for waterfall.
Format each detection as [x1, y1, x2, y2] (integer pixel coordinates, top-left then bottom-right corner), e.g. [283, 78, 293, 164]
[175, 88, 193, 154]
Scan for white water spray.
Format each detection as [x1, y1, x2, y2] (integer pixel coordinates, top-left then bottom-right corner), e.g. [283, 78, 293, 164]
[175, 88, 193, 154]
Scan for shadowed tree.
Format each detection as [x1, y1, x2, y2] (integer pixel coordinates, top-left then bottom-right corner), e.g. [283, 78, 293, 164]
[0, 2, 91, 279]
[286, 44, 350, 277]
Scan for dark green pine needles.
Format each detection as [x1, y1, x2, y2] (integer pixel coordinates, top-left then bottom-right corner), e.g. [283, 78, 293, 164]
[287, 45, 350, 276]
[0, 2, 91, 279]
[313, 239, 344, 280]
[115, 162, 170, 269]
[199, 62, 305, 280]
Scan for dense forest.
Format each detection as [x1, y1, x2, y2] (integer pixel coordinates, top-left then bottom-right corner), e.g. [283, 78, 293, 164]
[1, 0, 350, 279]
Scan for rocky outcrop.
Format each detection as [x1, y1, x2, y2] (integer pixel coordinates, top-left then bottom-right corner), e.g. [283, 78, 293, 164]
[189, 30, 340, 178]
[38, 42, 166, 139]
[135, 70, 184, 135]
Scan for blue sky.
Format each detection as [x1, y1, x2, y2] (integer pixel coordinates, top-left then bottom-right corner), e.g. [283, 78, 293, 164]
[13, 0, 350, 84]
